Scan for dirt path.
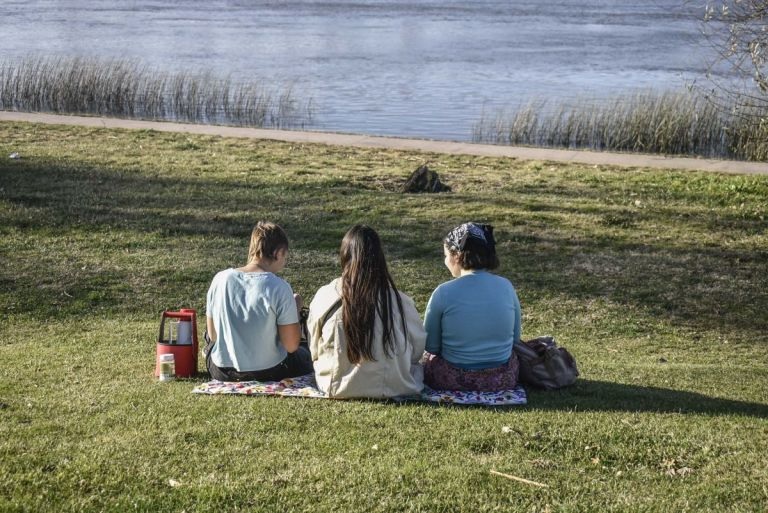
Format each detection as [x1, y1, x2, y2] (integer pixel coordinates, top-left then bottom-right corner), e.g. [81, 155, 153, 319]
[3, 111, 767, 175]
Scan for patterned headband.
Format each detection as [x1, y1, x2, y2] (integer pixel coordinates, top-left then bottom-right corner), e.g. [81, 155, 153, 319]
[445, 222, 496, 251]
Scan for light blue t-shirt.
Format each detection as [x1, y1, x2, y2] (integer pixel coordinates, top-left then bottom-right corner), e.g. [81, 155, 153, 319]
[206, 269, 299, 372]
[424, 271, 521, 370]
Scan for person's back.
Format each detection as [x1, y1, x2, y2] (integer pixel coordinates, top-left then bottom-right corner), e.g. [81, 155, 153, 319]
[309, 279, 424, 398]
[425, 270, 519, 369]
[423, 222, 521, 391]
[307, 225, 426, 399]
[207, 269, 295, 372]
[204, 221, 312, 382]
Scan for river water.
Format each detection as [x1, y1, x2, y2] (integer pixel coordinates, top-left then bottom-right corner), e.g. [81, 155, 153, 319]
[1, 1, 724, 140]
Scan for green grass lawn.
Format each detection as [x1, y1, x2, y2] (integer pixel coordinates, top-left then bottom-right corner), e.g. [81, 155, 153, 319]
[1, 121, 767, 513]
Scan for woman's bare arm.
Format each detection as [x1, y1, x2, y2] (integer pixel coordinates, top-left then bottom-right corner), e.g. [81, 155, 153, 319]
[278, 323, 302, 353]
[206, 316, 217, 342]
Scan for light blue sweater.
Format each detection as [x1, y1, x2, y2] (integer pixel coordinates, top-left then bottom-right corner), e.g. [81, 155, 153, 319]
[424, 271, 521, 370]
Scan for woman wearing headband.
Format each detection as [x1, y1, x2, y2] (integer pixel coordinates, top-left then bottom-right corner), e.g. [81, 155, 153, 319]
[307, 225, 426, 398]
[423, 222, 521, 391]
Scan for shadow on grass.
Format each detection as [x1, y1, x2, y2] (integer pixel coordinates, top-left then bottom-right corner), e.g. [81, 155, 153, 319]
[524, 379, 768, 418]
[1, 154, 767, 342]
[187, 374, 768, 418]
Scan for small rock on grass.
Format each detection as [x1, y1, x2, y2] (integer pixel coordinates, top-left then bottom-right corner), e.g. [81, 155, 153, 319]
[401, 164, 450, 193]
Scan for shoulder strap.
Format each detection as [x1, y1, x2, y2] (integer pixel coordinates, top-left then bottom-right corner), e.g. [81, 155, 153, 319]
[320, 298, 342, 329]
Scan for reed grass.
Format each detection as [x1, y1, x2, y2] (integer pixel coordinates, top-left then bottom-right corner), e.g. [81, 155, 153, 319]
[473, 89, 768, 161]
[0, 56, 314, 129]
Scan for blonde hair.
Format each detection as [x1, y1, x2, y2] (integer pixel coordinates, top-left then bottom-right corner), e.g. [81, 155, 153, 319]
[248, 221, 289, 262]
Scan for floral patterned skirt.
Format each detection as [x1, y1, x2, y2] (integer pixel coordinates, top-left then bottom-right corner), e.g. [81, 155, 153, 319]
[423, 352, 519, 392]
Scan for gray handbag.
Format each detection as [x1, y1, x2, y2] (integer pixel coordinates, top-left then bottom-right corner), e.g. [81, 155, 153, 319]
[514, 336, 579, 390]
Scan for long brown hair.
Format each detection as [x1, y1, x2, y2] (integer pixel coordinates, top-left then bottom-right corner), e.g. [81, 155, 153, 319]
[339, 225, 406, 364]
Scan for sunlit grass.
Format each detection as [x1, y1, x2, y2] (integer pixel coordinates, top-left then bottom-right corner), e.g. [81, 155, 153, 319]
[1, 121, 766, 512]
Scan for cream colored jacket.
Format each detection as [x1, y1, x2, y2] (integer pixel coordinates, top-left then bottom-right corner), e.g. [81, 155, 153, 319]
[307, 278, 426, 399]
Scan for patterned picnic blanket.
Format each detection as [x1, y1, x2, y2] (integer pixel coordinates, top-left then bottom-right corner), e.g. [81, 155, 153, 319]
[192, 374, 527, 406]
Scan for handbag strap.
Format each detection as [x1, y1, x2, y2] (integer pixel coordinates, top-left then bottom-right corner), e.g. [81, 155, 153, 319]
[319, 298, 342, 330]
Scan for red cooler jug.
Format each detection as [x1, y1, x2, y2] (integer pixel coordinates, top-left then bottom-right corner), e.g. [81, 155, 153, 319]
[155, 309, 199, 378]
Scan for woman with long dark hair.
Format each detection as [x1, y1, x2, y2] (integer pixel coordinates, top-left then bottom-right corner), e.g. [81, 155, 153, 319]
[307, 225, 426, 398]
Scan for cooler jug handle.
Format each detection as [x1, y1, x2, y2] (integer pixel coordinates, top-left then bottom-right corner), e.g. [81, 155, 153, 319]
[158, 310, 194, 343]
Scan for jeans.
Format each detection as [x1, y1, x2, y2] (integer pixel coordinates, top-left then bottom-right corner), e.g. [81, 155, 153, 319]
[204, 331, 314, 382]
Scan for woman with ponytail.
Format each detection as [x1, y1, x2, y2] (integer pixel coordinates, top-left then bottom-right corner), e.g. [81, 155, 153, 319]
[307, 225, 426, 398]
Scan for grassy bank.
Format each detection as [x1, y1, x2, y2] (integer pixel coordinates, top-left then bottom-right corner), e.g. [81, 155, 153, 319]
[1, 121, 767, 512]
[473, 90, 768, 162]
[0, 56, 313, 129]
